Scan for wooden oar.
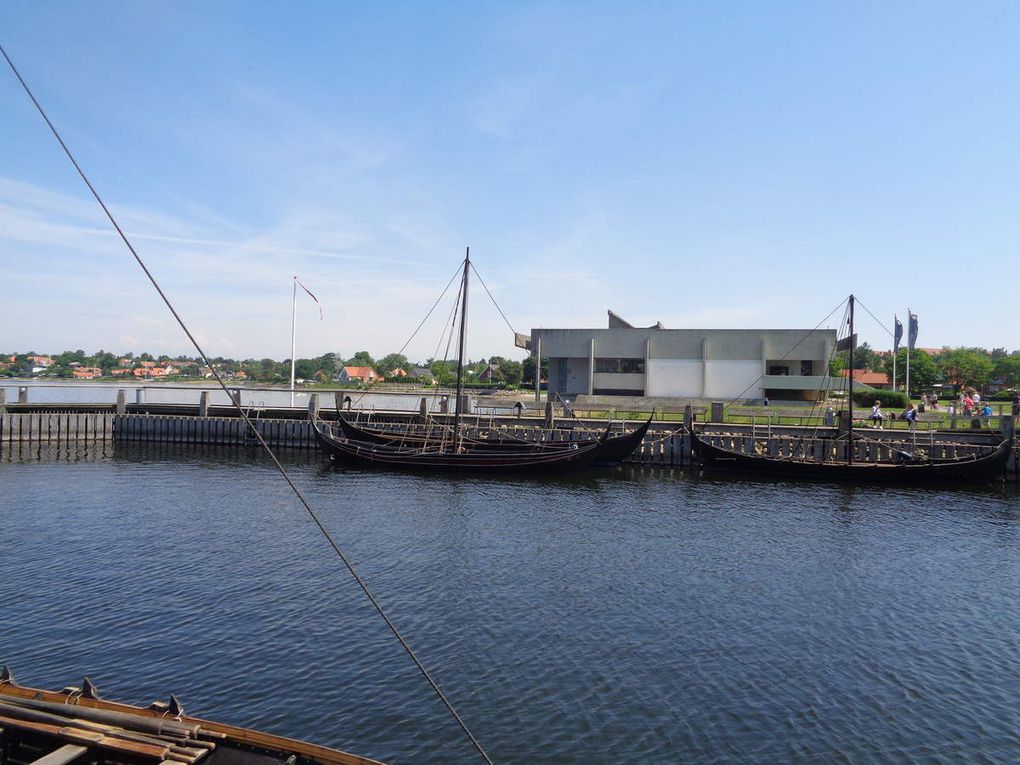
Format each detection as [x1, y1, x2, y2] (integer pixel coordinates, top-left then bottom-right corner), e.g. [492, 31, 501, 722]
[0, 715, 169, 759]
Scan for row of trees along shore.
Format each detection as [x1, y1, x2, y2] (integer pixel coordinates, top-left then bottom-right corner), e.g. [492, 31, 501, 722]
[1, 350, 540, 388]
[830, 344, 1020, 396]
[6, 345, 1017, 395]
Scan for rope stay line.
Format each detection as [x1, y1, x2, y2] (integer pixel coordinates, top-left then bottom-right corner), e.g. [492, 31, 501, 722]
[739, 296, 895, 436]
[718, 296, 850, 417]
[342, 262, 462, 414]
[468, 262, 517, 336]
[0, 43, 494, 765]
[854, 297, 895, 340]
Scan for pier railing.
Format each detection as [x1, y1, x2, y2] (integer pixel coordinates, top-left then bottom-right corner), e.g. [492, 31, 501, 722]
[1, 405, 1014, 478]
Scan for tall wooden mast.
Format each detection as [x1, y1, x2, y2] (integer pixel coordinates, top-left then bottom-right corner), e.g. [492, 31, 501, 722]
[848, 294, 855, 466]
[452, 247, 470, 449]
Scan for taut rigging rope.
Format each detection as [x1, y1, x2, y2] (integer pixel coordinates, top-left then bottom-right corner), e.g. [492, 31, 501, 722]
[1, 42, 494, 765]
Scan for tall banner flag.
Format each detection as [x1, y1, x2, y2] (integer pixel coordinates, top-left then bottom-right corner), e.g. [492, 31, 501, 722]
[891, 315, 902, 392]
[908, 311, 918, 350]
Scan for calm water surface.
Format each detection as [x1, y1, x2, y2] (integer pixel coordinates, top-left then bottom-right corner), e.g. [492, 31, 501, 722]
[1, 444, 1018, 764]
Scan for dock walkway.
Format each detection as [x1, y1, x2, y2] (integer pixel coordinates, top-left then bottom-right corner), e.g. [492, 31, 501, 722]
[1, 401, 1015, 477]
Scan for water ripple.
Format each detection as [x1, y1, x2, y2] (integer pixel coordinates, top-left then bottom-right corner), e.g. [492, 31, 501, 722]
[1, 446, 1018, 763]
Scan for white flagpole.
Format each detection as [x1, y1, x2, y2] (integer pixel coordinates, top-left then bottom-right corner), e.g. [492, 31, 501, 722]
[290, 276, 297, 407]
[892, 314, 897, 393]
[289, 277, 324, 407]
[905, 307, 911, 399]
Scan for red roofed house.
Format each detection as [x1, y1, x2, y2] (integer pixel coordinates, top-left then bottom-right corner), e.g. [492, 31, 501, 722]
[842, 369, 892, 390]
[337, 366, 378, 384]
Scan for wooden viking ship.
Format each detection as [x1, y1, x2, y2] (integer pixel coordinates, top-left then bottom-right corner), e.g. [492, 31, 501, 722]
[313, 250, 649, 473]
[692, 295, 1011, 483]
[325, 412, 652, 467]
[0, 668, 382, 765]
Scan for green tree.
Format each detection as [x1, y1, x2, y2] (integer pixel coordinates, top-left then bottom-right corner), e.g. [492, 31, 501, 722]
[347, 350, 375, 368]
[992, 354, 1020, 389]
[316, 352, 341, 377]
[294, 358, 318, 380]
[937, 347, 993, 392]
[95, 350, 118, 373]
[852, 342, 878, 370]
[500, 360, 524, 385]
[254, 358, 284, 382]
[376, 353, 411, 375]
[2, 353, 32, 377]
[882, 348, 938, 396]
[430, 359, 457, 386]
[522, 356, 548, 387]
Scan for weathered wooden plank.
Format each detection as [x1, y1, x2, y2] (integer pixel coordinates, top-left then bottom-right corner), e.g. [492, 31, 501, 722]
[27, 743, 89, 765]
[0, 715, 168, 760]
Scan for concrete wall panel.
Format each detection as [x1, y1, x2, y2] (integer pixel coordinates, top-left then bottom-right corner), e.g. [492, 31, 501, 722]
[565, 357, 590, 395]
[646, 359, 704, 397]
[705, 360, 762, 399]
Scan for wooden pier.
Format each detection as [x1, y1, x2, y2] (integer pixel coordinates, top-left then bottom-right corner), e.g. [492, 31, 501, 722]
[0, 411, 114, 444]
[0, 404, 1015, 477]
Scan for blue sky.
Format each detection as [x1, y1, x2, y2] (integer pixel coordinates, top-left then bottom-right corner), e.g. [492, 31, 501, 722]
[3, 1, 1019, 363]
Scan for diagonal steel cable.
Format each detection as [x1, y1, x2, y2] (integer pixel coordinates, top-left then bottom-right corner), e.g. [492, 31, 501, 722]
[1, 42, 493, 765]
[468, 262, 517, 335]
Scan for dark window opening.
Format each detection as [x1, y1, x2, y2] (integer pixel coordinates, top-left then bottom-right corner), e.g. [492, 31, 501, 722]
[595, 358, 645, 374]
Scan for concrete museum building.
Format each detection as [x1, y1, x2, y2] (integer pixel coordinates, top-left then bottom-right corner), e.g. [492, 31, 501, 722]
[527, 311, 837, 403]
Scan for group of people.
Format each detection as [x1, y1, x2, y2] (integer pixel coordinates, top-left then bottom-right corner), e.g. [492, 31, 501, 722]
[868, 401, 919, 429]
[868, 400, 913, 429]
[919, 392, 939, 410]
[868, 391, 997, 429]
[960, 390, 981, 416]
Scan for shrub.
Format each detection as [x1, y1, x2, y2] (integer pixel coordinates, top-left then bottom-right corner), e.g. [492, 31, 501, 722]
[852, 389, 908, 408]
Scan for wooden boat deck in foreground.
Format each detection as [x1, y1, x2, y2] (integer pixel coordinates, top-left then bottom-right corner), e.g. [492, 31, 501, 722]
[0, 670, 382, 765]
